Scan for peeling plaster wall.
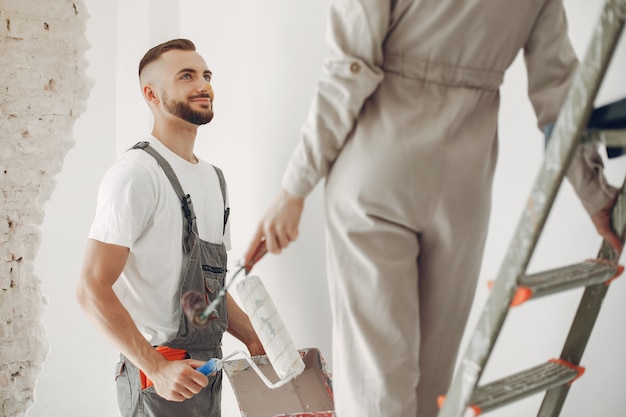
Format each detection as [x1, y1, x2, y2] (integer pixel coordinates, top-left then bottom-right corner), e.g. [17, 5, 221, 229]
[0, 1, 90, 415]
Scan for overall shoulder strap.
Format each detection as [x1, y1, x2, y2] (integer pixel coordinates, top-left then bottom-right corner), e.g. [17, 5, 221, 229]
[211, 165, 230, 235]
[130, 141, 197, 253]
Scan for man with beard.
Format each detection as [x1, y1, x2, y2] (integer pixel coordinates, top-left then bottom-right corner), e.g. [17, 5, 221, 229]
[77, 39, 264, 417]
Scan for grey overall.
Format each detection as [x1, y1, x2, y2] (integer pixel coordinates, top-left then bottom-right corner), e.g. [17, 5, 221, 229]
[114, 142, 229, 417]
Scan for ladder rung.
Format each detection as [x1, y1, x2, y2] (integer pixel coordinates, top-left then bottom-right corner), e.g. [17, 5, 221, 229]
[587, 97, 626, 130]
[545, 96, 626, 158]
[471, 360, 584, 414]
[583, 97, 626, 158]
[511, 260, 622, 306]
[583, 129, 626, 154]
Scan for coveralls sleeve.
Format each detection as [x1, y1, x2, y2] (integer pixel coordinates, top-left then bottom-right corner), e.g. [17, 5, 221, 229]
[281, 0, 391, 197]
[524, 0, 617, 215]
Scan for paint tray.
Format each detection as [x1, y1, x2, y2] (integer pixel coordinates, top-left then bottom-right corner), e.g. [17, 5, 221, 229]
[223, 347, 336, 417]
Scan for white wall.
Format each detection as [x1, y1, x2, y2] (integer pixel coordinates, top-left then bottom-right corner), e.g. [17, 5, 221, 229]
[28, 1, 626, 416]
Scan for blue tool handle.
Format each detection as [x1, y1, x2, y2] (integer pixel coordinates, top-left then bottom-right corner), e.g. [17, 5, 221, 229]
[197, 358, 221, 375]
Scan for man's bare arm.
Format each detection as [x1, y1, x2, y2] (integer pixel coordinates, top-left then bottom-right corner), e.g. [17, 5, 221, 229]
[226, 292, 266, 356]
[76, 239, 207, 401]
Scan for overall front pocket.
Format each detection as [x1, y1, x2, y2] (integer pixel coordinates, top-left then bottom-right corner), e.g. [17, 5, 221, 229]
[201, 265, 227, 322]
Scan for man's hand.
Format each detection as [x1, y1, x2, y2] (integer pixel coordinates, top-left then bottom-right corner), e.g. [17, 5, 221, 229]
[245, 189, 305, 261]
[150, 359, 209, 402]
[591, 197, 623, 253]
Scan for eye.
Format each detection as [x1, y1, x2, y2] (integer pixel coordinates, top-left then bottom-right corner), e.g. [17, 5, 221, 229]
[180, 73, 192, 80]
[204, 74, 212, 82]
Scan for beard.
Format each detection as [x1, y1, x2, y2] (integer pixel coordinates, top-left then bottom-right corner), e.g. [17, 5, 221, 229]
[163, 92, 213, 125]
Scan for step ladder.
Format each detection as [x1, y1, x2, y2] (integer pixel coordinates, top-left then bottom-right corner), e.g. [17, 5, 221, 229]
[437, 1, 626, 416]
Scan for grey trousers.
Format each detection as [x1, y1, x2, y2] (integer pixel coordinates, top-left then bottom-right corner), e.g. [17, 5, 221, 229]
[115, 350, 223, 417]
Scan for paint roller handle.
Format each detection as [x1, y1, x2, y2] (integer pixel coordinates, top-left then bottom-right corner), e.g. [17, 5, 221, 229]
[241, 240, 267, 274]
[196, 358, 222, 376]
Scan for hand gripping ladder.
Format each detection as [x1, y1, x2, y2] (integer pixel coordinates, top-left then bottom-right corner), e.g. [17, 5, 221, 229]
[437, 1, 626, 416]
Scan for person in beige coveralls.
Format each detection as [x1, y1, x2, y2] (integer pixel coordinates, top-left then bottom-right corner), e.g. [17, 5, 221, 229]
[245, 1, 622, 416]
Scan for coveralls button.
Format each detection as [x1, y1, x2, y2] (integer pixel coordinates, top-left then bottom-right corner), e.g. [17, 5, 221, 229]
[350, 62, 361, 74]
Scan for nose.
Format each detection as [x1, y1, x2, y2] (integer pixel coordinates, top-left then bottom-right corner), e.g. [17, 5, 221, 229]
[199, 80, 214, 100]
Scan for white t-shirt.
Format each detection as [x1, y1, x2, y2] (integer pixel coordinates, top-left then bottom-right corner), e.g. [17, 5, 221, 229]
[89, 137, 231, 345]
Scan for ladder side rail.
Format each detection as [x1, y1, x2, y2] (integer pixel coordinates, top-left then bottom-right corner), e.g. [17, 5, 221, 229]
[537, 177, 626, 417]
[437, 1, 625, 415]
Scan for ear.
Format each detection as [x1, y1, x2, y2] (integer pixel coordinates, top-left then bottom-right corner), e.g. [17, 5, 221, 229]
[143, 84, 159, 105]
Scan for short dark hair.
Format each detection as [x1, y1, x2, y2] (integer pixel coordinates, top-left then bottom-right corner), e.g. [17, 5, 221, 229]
[138, 38, 196, 77]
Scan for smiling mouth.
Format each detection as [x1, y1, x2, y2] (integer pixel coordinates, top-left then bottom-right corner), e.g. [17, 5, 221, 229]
[190, 96, 212, 109]
[190, 94, 211, 101]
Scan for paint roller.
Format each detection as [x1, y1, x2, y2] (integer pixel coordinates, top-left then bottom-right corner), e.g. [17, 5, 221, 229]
[190, 275, 306, 388]
[182, 244, 306, 388]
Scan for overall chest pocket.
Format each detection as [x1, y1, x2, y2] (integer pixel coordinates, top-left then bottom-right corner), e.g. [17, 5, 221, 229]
[202, 264, 228, 323]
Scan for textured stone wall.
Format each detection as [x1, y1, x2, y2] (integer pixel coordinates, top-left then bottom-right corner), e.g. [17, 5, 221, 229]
[0, 0, 91, 415]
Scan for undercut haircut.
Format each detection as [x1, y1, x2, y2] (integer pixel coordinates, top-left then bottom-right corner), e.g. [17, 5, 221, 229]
[138, 38, 196, 77]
